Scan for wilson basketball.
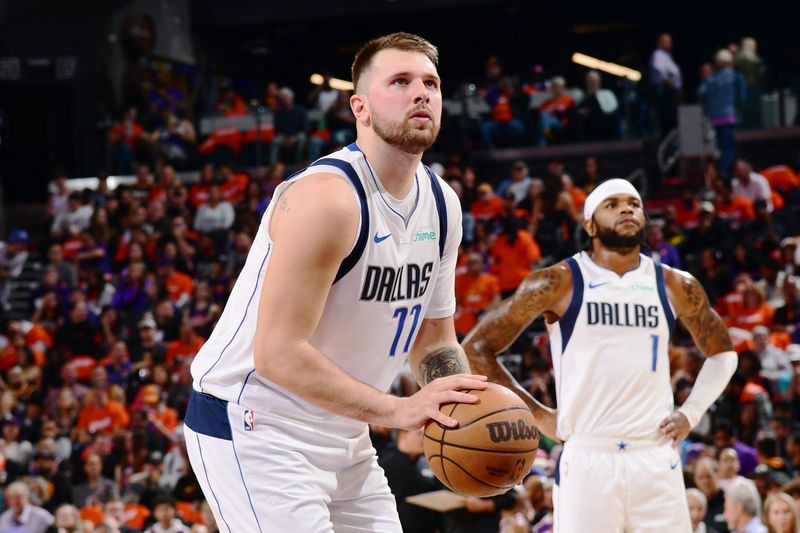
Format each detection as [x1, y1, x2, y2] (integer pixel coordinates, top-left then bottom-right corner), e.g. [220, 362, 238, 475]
[423, 382, 539, 497]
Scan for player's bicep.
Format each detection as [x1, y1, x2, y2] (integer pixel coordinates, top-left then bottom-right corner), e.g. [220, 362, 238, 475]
[253, 176, 359, 368]
[668, 269, 733, 356]
[408, 316, 468, 386]
[463, 263, 571, 358]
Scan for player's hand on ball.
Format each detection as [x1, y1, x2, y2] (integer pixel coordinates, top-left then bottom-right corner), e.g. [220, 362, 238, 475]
[391, 374, 488, 430]
[659, 411, 690, 446]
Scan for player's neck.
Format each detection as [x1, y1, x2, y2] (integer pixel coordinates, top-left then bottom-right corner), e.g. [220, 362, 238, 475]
[588, 245, 641, 277]
[358, 137, 421, 199]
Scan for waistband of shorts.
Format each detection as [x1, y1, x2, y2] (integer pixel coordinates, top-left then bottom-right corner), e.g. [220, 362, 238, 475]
[565, 435, 665, 452]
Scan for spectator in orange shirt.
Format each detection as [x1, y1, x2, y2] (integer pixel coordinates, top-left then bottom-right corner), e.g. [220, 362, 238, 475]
[214, 84, 247, 117]
[143, 385, 178, 431]
[218, 164, 249, 205]
[538, 76, 574, 145]
[713, 178, 755, 227]
[76, 387, 129, 442]
[471, 183, 504, 222]
[721, 277, 775, 332]
[166, 323, 204, 369]
[491, 217, 541, 297]
[674, 183, 702, 228]
[455, 252, 501, 336]
[158, 259, 193, 309]
[480, 77, 528, 148]
[109, 107, 149, 174]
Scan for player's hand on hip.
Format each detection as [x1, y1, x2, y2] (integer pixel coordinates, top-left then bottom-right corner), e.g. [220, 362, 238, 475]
[659, 411, 691, 447]
[391, 374, 488, 430]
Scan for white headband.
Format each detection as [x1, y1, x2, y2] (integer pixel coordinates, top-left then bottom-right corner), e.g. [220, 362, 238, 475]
[583, 179, 642, 221]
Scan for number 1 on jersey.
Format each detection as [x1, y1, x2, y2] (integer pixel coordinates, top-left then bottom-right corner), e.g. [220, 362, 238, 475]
[650, 334, 658, 372]
[390, 304, 422, 356]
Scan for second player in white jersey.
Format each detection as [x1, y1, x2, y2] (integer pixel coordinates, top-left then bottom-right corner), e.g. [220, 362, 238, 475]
[464, 179, 737, 532]
[549, 251, 675, 442]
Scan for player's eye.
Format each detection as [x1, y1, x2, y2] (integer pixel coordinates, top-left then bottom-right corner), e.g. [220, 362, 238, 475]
[425, 79, 439, 89]
[392, 78, 408, 86]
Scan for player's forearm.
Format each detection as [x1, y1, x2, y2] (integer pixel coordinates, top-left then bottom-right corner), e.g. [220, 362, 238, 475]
[254, 341, 397, 426]
[411, 345, 470, 386]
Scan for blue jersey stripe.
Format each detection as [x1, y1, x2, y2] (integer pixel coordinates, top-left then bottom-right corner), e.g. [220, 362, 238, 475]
[425, 165, 447, 260]
[310, 157, 370, 284]
[560, 258, 584, 353]
[654, 262, 676, 338]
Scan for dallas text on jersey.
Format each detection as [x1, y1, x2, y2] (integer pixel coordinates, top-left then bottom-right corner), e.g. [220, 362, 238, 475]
[360, 262, 434, 303]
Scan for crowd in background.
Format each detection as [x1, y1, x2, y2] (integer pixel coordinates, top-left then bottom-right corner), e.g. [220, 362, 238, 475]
[0, 28, 798, 533]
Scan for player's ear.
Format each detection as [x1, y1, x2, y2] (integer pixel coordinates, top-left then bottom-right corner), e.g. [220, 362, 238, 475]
[582, 218, 595, 237]
[350, 93, 370, 126]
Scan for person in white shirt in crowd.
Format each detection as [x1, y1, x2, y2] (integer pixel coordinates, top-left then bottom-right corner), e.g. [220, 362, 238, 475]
[724, 478, 768, 533]
[497, 160, 533, 203]
[732, 159, 773, 212]
[193, 184, 235, 234]
[50, 191, 94, 238]
[0, 481, 54, 533]
[752, 325, 792, 385]
[718, 447, 747, 493]
[649, 33, 683, 137]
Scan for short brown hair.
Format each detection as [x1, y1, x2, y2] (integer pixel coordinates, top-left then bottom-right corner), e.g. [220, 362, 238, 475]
[351, 32, 438, 91]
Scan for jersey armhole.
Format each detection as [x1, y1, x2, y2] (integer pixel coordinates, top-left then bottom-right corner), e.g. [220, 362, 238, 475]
[653, 262, 676, 338]
[559, 258, 584, 353]
[424, 165, 447, 260]
[308, 157, 370, 283]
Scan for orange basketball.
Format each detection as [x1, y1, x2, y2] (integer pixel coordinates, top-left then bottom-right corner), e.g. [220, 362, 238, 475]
[423, 382, 539, 497]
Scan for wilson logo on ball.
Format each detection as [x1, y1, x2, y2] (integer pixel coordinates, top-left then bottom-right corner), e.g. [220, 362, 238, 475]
[485, 419, 538, 443]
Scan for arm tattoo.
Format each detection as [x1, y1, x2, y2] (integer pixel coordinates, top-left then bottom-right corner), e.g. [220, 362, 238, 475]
[679, 275, 734, 355]
[279, 195, 290, 212]
[419, 347, 469, 385]
[464, 267, 562, 360]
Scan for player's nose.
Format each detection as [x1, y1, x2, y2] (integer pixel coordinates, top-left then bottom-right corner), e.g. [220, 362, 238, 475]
[411, 79, 430, 104]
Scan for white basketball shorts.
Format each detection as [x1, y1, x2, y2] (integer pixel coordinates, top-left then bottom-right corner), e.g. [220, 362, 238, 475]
[184, 389, 402, 532]
[553, 436, 691, 533]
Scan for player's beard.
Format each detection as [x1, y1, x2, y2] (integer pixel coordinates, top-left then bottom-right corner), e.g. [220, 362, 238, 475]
[371, 108, 440, 155]
[595, 221, 645, 250]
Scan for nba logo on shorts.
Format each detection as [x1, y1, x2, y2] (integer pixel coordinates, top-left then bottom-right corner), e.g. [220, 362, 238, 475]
[244, 409, 255, 431]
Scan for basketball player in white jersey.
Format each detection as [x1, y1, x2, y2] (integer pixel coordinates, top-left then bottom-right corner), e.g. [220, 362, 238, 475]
[463, 179, 738, 532]
[183, 33, 487, 533]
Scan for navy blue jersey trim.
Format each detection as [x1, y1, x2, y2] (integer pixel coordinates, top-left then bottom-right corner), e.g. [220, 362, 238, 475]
[186, 389, 232, 441]
[560, 258, 584, 353]
[310, 157, 370, 283]
[654, 262, 676, 337]
[424, 165, 447, 260]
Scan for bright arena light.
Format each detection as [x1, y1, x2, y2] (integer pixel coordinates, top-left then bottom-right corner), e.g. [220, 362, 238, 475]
[571, 53, 642, 82]
[309, 73, 354, 91]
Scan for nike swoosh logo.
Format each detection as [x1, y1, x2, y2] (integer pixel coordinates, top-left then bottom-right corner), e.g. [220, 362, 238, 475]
[670, 461, 679, 470]
[374, 232, 392, 244]
[588, 281, 610, 289]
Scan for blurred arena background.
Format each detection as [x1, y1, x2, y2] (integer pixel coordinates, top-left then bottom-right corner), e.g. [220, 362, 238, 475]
[0, 1, 799, 531]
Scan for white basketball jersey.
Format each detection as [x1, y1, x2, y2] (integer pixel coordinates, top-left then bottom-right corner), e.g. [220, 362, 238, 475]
[548, 252, 676, 442]
[190, 144, 462, 436]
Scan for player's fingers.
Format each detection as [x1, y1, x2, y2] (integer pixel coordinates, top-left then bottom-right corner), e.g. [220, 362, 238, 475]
[438, 391, 480, 405]
[428, 407, 458, 428]
[443, 375, 489, 391]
